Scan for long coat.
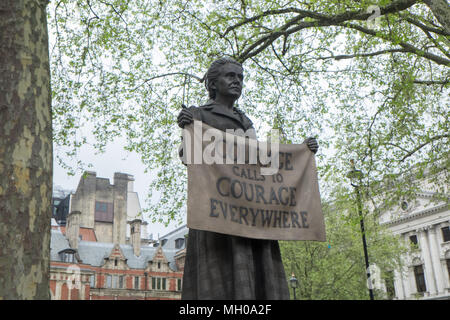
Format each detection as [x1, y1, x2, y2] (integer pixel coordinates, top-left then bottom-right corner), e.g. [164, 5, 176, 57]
[181, 101, 290, 300]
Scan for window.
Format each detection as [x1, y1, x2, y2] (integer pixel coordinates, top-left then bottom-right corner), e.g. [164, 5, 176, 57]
[119, 276, 124, 289]
[63, 252, 74, 263]
[442, 227, 450, 242]
[175, 238, 185, 249]
[95, 201, 114, 223]
[177, 279, 182, 291]
[414, 265, 427, 293]
[114, 258, 118, 267]
[446, 259, 450, 280]
[90, 275, 95, 288]
[409, 235, 418, 245]
[158, 262, 161, 269]
[59, 250, 76, 263]
[161, 239, 168, 247]
[106, 275, 112, 288]
[134, 276, 140, 290]
[152, 277, 166, 290]
[401, 201, 408, 211]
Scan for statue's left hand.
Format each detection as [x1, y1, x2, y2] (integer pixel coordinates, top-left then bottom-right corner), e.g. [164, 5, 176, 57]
[304, 137, 319, 154]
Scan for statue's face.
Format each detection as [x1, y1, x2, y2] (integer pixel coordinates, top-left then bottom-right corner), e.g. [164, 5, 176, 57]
[213, 63, 244, 101]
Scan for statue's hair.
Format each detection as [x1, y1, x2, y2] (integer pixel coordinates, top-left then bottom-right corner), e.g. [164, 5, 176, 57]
[205, 57, 243, 99]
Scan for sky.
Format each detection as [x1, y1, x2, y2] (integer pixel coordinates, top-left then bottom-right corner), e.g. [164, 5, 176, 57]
[52, 135, 185, 238]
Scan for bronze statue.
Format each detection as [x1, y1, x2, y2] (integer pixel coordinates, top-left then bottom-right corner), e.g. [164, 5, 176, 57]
[177, 57, 318, 299]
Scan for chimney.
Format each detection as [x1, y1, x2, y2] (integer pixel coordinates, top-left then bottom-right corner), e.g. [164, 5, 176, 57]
[130, 219, 142, 257]
[113, 172, 134, 245]
[66, 211, 81, 249]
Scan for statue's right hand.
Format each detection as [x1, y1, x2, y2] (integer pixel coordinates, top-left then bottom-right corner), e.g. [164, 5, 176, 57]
[177, 104, 194, 128]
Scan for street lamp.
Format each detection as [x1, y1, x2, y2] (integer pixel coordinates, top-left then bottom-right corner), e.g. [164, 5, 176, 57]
[289, 273, 298, 300]
[347, 160, 374, 300]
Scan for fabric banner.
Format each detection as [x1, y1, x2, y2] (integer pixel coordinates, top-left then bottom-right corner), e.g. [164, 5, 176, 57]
[184, 121, 326, 241]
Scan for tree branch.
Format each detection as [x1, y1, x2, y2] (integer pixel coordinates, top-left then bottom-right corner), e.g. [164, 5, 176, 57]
[413, 79, 449, 85]
[402, 15, 450, 36]
[400, 134, 450, 162]
[132, 72, 203, 91]
[341, 22, 450, 66]
[317, 48, 410, 60]
[236, 0, 425, 63]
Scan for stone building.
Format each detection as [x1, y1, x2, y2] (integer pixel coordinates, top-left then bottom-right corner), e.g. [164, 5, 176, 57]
[379, 174, 449, 300]
[49, 172, 187, 300]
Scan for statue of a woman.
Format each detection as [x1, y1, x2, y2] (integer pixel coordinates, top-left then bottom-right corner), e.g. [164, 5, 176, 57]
[177, 57, 318, 299]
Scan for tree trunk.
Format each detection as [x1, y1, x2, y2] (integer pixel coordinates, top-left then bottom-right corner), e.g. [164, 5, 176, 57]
[0, 0, 52, 299]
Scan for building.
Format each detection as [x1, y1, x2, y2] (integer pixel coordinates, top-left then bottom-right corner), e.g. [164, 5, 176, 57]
[379, 174, 449, 300]
[49, 172, 187, 300]
[52, 185, 72, 225]
[158, 224, 189, 272]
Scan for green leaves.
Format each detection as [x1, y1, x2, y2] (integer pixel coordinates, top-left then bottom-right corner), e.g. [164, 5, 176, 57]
[48, 0, 448, 227]
[280, 192, 409, 300]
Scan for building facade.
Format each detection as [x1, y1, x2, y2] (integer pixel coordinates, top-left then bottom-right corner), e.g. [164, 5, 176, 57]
[380, 190, 450, 300]
[50, 172, 187, 300]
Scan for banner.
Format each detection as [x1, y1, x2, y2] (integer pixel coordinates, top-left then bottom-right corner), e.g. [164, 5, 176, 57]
[184, 121, 326, 241]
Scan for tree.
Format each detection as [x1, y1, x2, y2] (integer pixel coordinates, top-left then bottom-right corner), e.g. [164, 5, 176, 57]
[0, 0, 52, 299]
[280, 191, 409, 300]
[48, 0, 448, 225]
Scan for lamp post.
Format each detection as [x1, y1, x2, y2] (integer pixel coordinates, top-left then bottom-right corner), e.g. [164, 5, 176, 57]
[289, 273, 298, 300]
[347, 160, 374, 301]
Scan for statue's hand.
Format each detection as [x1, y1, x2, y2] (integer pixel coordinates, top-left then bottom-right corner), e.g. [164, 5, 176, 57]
[177, 104, 194, 128]
[304, 137, 319, 154]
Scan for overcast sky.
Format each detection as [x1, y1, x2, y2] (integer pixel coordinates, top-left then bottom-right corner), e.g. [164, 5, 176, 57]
[52, 136, 185, 238]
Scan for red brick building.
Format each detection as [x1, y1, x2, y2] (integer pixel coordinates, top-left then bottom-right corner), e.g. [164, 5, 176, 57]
[49, 172, 187, 300]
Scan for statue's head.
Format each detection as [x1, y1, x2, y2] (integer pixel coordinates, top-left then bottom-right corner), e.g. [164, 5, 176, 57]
[205, 57, 243, 100]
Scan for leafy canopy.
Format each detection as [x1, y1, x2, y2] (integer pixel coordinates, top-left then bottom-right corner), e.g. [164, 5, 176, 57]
[48, 0, 449, 225]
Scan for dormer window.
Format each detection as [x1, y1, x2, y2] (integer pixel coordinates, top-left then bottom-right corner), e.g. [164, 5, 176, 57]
[59, 249, 76, 263]
[175, 238, 185, 249]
